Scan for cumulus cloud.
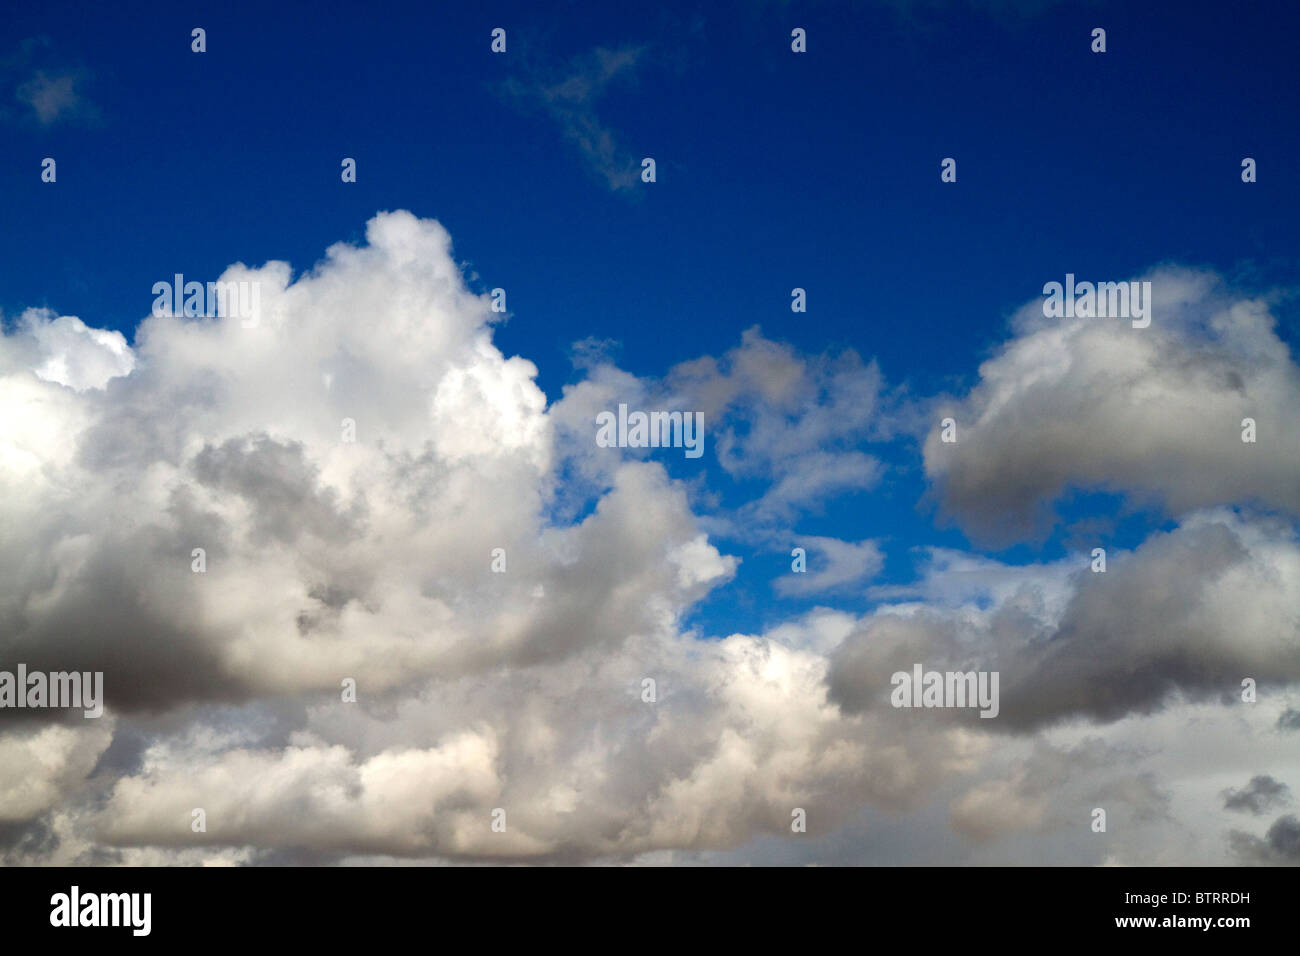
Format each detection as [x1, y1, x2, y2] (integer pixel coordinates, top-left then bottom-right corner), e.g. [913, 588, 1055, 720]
[2, 215, 1297, 865]
[83, 631, 974, 860]
[828, 509, 1300, 731]
[924, 269, 1300, 544]
[1, 311, 132, 391]
[0, 212, 741, 721]
[551, 326, 891, 531]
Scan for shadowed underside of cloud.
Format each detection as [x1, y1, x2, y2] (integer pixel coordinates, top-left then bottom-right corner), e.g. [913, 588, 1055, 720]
[1230, 813, 1300, 865]
[924, 269, 1300, 544]
[828, 510, 1300, 730]
[0, 213, 742, 716]
[1222, 775, 1291, 815]
[1, 212, 1297, 864]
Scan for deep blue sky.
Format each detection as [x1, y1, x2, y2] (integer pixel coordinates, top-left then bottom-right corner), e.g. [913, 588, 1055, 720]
[3, 0, 1297, 635]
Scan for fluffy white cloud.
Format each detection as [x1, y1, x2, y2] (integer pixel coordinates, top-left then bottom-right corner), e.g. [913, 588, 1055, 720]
[0, 212, 734, 715]
[1, 216, 1296, 866]
[774, 536, 885, 596]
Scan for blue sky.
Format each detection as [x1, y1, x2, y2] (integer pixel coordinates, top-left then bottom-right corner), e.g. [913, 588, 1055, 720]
[4, 0, 1299, 643]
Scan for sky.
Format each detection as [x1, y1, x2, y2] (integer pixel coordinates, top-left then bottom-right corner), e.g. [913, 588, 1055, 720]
[0, 0, 1298, 866]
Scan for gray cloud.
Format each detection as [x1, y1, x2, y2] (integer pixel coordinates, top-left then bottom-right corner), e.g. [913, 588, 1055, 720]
[828, 511, 1300, 731]
[1222, 775, 1292, 815]
[950, 738, 1168, 843]
[924, 269, 1300, 545]
[1229, 814, 1300, 865]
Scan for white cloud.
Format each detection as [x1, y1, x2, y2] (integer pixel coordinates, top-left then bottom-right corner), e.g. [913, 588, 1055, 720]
[1, 216, 1296, 866]
[924, 268, 1300, 542]
[775, 537, 885, 596]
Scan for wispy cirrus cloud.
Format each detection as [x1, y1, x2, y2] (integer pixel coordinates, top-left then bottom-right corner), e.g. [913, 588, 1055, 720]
[501, 44, 647, 191]
[1, 38, 101, 127]
[16, 68, 96, 126]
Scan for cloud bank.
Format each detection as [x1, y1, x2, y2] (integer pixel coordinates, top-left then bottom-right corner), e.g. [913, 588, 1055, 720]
[1, 212, 1296, 865]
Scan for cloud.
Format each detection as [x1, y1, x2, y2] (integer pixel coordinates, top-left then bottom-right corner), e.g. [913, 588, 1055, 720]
[1, 38, 101, 128]
[1229, 814, 1300, 865]
[15, 69, 97, 125]
[0, 722, 114, 823]
[924, 269, 1300, 544]
[775, 537, 885, 596]
[550, 326, 892, 529]
[949, 738, 1168, 843]
[0, 211, 735, 718]
[1222, 775, 1292, 815]
[2, 311, 132, 391]
[828, 510, 1300, 731]
[1, 216, 1296, 865]
[501, 45, 646, 191]
[72, 623, 986, 861]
